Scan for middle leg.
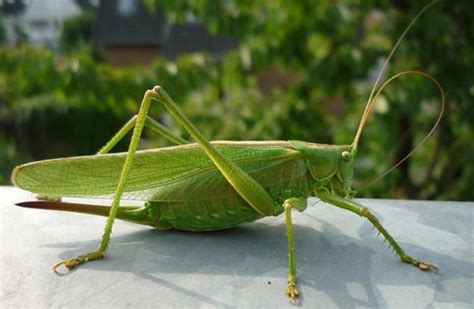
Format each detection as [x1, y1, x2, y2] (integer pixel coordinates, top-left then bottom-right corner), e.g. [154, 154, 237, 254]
[98, 115, 188, 155]
[283, 197, 307, 302]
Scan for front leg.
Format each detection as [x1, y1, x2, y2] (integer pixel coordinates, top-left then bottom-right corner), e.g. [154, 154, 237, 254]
[316, 190, 438, 272]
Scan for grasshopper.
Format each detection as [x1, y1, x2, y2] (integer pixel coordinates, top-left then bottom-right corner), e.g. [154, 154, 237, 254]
[11, 2, 443, 302]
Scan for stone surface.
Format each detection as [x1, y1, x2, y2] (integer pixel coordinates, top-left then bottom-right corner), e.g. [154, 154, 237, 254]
[1, 186, 473, 308]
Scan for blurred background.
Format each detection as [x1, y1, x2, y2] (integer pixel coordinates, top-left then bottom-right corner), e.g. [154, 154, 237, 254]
[0, 0, 472, 200]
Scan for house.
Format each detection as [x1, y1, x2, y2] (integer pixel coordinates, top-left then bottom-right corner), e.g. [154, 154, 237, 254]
[91, 0, 237, 66]
[1, 0, 237, 65]
[1, 0, 81, 48]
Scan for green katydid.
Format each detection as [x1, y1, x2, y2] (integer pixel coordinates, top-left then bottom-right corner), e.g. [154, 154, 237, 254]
[11, 2, 444, 302]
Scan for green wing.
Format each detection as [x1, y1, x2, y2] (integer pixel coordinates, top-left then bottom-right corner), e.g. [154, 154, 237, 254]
[12, 142, 306, 202]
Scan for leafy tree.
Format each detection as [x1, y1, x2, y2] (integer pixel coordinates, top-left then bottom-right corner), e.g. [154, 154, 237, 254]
[60, 11, 95, 51]
[0, 14, 6, 44]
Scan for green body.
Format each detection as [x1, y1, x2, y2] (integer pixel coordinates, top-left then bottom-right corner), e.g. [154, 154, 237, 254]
[11, 84, 438, 302]
[12, 140, 352, 231]
[10, 3, 442, 300]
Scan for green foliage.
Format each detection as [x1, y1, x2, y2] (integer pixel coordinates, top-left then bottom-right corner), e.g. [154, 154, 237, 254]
[59, 11, 105, 62]
[60, 11, 94, 51]
[1, 1, 473, 201]
[149, 0, 474, 200]
[0, 14, 5, 44]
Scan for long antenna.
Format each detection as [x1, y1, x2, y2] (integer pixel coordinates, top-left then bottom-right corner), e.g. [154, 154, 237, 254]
[358, 70, 445, 190]
[352, 1, 441, 147]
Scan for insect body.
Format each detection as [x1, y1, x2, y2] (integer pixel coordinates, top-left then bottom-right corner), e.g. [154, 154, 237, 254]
[11, 88, 440, 302]
[13, 141, 347, 231]
[11, 2, 443, 303]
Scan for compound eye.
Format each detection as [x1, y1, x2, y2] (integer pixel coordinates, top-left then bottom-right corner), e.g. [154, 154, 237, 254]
[341, 151, 351, 161]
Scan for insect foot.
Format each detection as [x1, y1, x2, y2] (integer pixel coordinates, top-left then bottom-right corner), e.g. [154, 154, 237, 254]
[401, 254, 439, 273]
[53, 251, 104, 274]
[418, 262, 439, 272]
[286, 282, 299, 304]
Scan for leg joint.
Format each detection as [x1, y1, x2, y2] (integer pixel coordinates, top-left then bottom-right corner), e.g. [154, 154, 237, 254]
[360, 207, 380, 224]
[146, 89, 155, 98]
[283, 198, 307, 212]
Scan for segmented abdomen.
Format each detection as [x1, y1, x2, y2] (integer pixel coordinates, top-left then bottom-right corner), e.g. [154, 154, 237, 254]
[150, 172, 311, 231]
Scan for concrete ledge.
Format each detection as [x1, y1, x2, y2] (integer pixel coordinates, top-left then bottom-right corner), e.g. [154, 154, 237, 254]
[1, 187, 472, 307]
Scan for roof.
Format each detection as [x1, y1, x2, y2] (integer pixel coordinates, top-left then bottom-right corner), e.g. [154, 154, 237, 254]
[91, 0, 237, 57]
[161, 22, 237, 59]
[91, 0, 167, 46]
